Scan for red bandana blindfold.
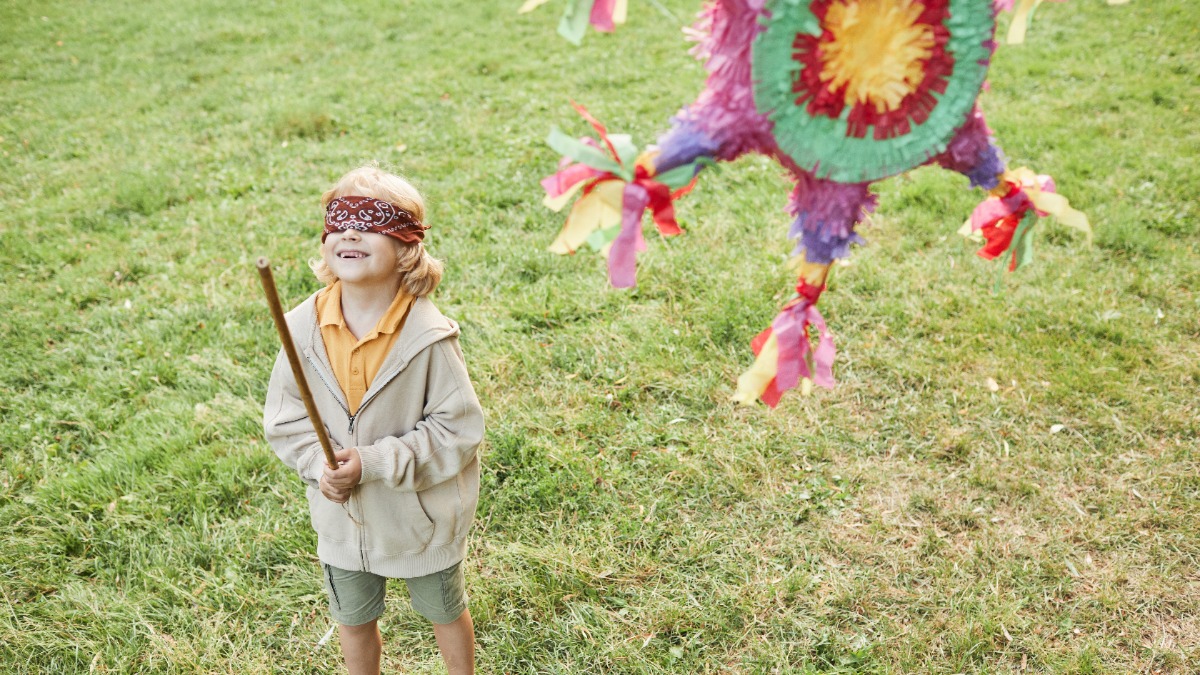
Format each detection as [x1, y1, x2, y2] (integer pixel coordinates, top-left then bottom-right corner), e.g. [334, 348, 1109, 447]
[323, 196, 428, 244]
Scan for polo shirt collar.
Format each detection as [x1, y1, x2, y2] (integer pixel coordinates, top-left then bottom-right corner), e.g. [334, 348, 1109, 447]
[317, 281, 347, 329]
[316, 280, 412, 337]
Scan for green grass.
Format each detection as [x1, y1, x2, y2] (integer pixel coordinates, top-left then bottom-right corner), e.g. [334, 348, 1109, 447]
[2, 0, 1197, 672]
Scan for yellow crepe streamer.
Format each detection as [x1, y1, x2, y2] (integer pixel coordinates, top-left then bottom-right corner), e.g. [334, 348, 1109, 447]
[548, 179, 625, 254]
[1007, 0, 1044, 45]
[797, 259, 832, 287]
[634, 149, 659, 177]
[733, 333, 779, 405]
[613, 0, 628, 25]
[543, 175, 589, 213]
[518, 0, 554, 14]
[785, 257, 833, 284]
[1009, 167, 1093, 243]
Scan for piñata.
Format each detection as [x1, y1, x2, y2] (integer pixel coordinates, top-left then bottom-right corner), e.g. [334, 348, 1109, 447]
[530, 0, 1092, 406]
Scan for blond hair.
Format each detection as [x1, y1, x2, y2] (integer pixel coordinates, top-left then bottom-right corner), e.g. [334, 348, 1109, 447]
[310, 164, 444, 297]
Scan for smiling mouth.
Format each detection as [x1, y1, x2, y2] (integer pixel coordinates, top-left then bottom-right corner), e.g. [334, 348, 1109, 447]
[338, 251, 368, 259]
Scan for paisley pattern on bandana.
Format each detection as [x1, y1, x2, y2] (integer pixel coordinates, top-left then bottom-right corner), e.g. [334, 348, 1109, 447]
[323, 196, 428, 243]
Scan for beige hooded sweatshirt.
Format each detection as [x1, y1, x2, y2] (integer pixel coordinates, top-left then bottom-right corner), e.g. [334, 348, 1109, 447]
[264, 291, 484, 578]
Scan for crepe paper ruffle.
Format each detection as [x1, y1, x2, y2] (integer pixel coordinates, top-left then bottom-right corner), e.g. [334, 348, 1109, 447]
[543, 104, 705, 285]
[753, 0, 998, 183]
[787, 174, 877, 263]
[653, 117, 722, 174]
[964, 166, 1090, 271]
[733, 277, 835, 407]
[608, 155, 702, 286]
[608, 183, 650, 286]
[932, 104, 1005, 190]
[962, 142, 1005, 190]
[795, 258, 834, 288]
[669, 0, 781, 165]
[790, 1, 956, 136]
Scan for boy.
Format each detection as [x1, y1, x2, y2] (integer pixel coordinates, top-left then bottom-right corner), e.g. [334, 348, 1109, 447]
[264, 165, 484, 675]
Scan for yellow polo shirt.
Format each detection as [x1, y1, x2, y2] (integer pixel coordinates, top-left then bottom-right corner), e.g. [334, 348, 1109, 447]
[315, 281, 416, 415]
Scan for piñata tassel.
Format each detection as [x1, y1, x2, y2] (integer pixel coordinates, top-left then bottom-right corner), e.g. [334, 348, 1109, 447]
[541, 104, 705, 286]
[588, 0, 627, 33]
[518, 0, 627, 45]
[960, 166, 1090, 275]
[733, 262, 835, 407]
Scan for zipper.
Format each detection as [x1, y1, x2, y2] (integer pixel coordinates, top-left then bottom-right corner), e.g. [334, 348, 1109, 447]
[346, 358, 410, 431]
[302, 318, 425, 573]
[304, 351, 351, 422]
[342, 360, 409, 576]
[301, 322, 375, 569]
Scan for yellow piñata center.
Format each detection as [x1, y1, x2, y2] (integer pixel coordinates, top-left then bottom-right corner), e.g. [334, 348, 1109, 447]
[819, 0, 936, 114]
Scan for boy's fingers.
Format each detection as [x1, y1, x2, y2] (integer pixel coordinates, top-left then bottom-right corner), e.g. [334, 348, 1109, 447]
[320, 484, 349, 503]
[325, 452, 358, 475]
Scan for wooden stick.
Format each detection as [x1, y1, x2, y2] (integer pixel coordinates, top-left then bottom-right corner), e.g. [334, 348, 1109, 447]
[256, 257, 339, 470]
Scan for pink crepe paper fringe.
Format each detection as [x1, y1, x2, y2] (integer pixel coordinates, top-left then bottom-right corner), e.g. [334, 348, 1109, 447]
[672, 0, 780, 165]
[589, 0, 618, 32]
[752, 297, 836, 408]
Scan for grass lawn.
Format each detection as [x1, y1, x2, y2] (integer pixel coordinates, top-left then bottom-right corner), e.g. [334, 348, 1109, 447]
[1, 0, 1197, 672]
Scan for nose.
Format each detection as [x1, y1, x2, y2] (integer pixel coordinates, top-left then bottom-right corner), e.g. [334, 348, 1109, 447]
[339, 229, 362, 241]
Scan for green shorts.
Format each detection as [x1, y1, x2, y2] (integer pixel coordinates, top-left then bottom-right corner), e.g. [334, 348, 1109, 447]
[321, 561, 468, 626]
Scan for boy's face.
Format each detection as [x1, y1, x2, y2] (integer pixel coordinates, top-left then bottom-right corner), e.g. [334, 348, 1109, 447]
[321, 230, 402, 289]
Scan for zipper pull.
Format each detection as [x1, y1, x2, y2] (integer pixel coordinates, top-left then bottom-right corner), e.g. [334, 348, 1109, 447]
[347, 415, 356, 434]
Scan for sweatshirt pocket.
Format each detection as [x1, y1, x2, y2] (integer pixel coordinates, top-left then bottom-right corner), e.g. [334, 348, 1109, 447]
[366, 487, 436, 555]
[307, 485, 359, 544]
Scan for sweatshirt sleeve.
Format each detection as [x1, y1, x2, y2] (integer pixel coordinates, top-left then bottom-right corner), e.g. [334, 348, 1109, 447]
[355, 337, 485, 491]
[263, 348, 338, 490]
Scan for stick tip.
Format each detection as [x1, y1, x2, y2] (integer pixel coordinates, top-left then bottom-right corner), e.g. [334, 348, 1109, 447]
[256, 256, 270, 270]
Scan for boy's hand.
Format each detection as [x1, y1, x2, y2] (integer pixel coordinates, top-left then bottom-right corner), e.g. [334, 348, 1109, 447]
[323, 447, 363, 494]
[319, 475, 352, 503]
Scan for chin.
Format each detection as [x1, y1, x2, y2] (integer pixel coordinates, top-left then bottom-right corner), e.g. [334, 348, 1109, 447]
[337, 271, 370, 284]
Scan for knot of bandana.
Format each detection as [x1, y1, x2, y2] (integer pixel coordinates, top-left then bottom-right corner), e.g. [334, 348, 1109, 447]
[323, 196, 428, 243]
